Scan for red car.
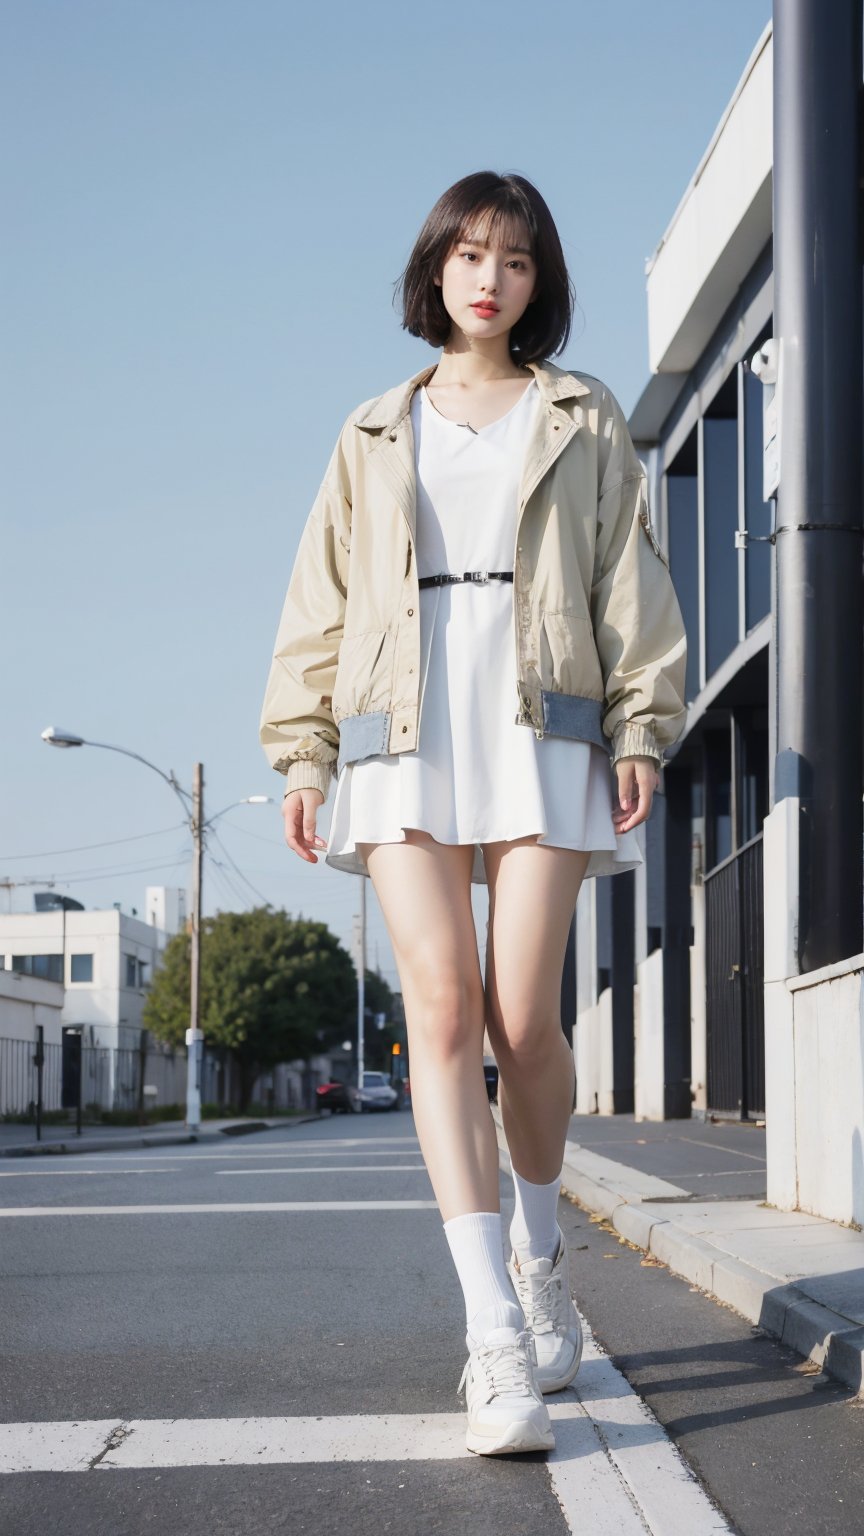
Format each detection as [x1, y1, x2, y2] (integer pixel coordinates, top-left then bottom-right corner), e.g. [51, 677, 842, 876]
[315, 1080, 358, 1114]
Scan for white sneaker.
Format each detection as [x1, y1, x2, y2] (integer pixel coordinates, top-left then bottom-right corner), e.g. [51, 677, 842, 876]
[506, 1226, 583, 1393]
[456, 1324, 554, 1456]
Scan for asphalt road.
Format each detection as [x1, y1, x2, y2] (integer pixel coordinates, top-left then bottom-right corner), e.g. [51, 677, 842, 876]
[0, 1112, 861, 1535]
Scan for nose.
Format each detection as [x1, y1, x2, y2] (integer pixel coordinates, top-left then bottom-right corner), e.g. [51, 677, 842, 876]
[479, 256, 504, 294]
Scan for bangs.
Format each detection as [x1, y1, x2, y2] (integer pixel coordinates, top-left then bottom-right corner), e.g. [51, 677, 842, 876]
[454, 202, 535, 257]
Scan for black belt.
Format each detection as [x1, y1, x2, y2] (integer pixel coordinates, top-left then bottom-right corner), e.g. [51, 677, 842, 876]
[418, 570, 514, 588]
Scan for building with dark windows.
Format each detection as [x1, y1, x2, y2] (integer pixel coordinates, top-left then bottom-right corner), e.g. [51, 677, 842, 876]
[574, 12, 864, 1237]
[574, 23, 774, 1127]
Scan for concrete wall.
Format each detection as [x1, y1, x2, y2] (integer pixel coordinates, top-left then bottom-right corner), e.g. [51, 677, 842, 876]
[764, 796, 864, 1226]
[634, 948, 665, 1120]
[0, 971, 64, 1043]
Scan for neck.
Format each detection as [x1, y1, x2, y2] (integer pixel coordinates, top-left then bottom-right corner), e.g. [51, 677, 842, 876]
[431, 331, 529, 385]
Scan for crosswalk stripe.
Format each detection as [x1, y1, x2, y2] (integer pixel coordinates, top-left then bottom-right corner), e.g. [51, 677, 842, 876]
[0, 1325, 733, 1533]
[215, 1165, 430, 1175]
[0, 1169, 176, 1179]
[0, 1200, 439, 1218]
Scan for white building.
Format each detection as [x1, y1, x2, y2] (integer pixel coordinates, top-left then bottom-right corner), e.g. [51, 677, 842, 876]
[0, 886, 189, 1116]
[0, 885, 185, 1050]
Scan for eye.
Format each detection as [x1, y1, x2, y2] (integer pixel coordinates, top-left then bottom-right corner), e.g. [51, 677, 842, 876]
[459, 250, 479, 262]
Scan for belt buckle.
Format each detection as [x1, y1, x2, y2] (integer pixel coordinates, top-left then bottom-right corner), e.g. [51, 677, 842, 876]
[472, 570, 489, 584]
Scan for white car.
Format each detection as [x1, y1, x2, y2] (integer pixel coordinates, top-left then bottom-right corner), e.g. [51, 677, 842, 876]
[352, 1070, 399, 1112]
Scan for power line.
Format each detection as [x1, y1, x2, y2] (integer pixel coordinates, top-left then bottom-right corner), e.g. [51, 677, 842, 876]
[32, 855, 191, 886]
[0, 822, 189, 861]
[206, 829, 272, 908]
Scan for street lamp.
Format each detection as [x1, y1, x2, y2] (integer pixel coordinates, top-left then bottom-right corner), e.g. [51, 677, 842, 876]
[41, 726, 273, 1131]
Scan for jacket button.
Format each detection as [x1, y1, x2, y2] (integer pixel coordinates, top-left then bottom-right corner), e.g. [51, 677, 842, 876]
[553, 423, 560, 431]
[407, 607, 413, 616]
[389, 432, 397, 441]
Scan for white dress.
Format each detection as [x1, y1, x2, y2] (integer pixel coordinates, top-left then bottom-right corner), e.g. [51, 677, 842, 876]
[324, 377, 643, 885]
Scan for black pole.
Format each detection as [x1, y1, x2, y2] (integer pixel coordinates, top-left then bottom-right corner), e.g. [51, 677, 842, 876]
[772, 0, 863, 970]
[34, 1025, 44, 1142]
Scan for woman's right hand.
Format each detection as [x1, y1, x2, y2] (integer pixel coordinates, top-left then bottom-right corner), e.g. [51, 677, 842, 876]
[282, 787, 327, 863]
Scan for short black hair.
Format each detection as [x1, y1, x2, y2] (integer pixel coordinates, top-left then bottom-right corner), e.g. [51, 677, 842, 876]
[394, 171, 576, 363]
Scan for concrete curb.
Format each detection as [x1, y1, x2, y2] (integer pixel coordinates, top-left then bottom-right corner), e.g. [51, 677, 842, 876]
[490, 1105, 864, 1398]
[0, 1115, 322, 1159]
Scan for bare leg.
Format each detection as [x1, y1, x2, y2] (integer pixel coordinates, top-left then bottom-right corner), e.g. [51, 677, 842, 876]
[357, 832, 500, 1221]
[482, 837, 591, 1183]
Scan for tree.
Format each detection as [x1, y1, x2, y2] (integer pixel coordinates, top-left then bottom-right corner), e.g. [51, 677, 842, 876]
[143, 906, 356, 1110]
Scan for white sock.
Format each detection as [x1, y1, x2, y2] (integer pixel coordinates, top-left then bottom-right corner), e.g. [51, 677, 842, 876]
[443, 1210, 524, 1345]
[509, 1167, 563, 1266]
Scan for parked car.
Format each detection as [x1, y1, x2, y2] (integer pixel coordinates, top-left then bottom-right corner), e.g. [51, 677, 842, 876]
[483, 1062, 499, 1101]
[315, 1080, 357, 1115]
[353, 1070, 399, 1113]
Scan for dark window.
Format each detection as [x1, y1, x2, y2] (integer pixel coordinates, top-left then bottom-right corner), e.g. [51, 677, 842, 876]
[737, 709, 770, 845]
[12, 954, 63, 982]
[125, 954, 137, 988]
[703, 377, 739, 679]
[743, 364, 772, 631]
[70, 953, 93, 983]
[666, 428, 700, 704]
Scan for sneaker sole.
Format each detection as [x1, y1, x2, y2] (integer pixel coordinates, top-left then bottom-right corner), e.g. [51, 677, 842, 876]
[465, 1418, 555, 1456]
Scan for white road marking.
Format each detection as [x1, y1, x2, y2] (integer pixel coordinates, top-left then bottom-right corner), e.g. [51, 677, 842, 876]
[30, 1142, 423, 1164]
[0, 1322, 733, 1533]
[215, 1165, 429, 1175]
[0, 1169, 176, 1179]
[550, 1324, 731, 1534]
[0, 1200, 439, 1218]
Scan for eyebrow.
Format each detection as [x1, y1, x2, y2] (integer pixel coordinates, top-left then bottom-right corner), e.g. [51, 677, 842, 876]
[458, 236, 534, 257]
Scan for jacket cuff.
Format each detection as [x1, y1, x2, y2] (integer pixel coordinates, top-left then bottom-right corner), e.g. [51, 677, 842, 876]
[610, 721, 664, 768]
[281, 759, 333, 798]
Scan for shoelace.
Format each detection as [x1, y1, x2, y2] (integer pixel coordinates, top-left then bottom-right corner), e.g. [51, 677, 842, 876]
[512, 1271, 565, 1336]
[457, 1329, 535, 1400]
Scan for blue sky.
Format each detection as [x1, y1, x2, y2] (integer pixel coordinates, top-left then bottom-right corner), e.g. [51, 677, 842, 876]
[3, 1, 771, 990]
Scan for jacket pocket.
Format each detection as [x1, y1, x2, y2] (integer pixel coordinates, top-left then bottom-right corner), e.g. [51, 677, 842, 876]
[539, 612, 604, 700]
[333, 629, 388, 719]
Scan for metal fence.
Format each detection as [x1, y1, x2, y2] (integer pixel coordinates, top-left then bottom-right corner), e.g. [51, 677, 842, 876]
[0, 1035, 326, 1120]
[1, 1036, 200, 1119]
[704, 831, 765, 1118]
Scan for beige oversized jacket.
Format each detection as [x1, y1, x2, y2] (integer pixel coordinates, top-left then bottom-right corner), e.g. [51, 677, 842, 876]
[260, 358, 688, 800]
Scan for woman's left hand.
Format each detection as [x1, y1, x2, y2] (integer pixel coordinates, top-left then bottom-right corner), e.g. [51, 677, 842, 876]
[612, 756, 660, 834]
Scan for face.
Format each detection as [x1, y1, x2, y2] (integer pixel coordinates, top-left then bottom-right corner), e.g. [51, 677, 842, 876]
[435, 216, 538, 344]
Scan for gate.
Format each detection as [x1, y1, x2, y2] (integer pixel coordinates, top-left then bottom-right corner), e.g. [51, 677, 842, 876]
[704, 831, 765, 1117]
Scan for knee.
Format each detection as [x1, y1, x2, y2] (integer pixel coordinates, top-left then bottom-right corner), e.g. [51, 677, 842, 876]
[487, 1003, 561, 1070]
[409, 973, 484, 1060]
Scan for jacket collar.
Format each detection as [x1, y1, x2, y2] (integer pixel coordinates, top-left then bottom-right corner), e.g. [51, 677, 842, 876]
[354, 358, 592, 434]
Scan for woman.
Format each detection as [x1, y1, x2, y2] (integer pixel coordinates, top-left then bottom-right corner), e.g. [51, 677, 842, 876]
[259, 170, 687, 1457]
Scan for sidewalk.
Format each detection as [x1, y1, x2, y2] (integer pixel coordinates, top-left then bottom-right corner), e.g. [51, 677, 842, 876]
[492, 1105, 864, 1398]
[0, 1115, 320, 1158]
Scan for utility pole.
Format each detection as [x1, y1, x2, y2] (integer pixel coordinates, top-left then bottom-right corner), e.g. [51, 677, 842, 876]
[772, 0, 863, 970]
[185, 762, 204, 1130]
